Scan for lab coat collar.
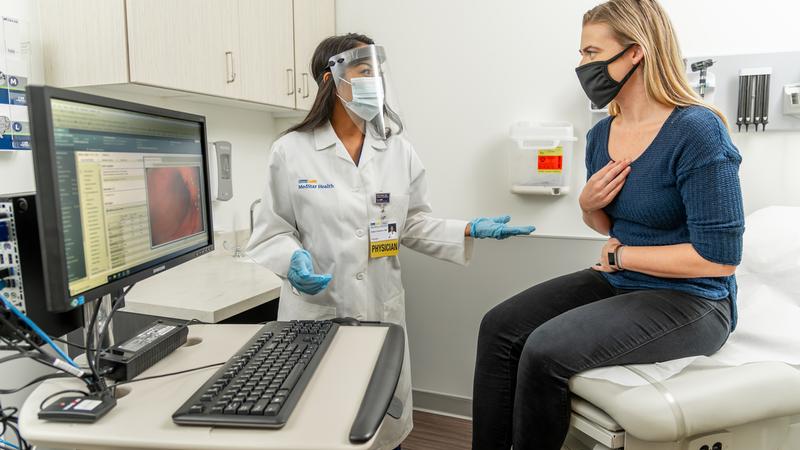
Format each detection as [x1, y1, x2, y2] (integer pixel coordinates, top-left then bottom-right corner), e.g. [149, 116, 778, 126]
[314, 121, 389, 152]
[314, 122, 338, 151]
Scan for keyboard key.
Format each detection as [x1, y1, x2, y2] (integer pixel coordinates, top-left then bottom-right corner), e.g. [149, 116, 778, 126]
[281, 364, 304, 391]
[224, 402, 240, 415]
[265, 404, 281, 416]
[238, 402, 254, 415]
[189, 404, 204, 414]
[251, 399, 270, 415]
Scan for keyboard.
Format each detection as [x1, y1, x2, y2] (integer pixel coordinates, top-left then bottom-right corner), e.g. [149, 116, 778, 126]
[172, 320, 338, 428]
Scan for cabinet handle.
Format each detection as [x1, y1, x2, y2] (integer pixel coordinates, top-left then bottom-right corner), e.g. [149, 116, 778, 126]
[286, 68, 295, 96]
[225, 51, 236, 83]
[302, 73, 310, 98]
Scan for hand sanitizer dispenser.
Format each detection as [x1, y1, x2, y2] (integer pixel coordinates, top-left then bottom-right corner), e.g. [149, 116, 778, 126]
[210, 141, 233, 201]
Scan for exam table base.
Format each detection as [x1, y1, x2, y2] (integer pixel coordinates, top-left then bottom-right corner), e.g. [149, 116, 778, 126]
[565, 413, 800, 450]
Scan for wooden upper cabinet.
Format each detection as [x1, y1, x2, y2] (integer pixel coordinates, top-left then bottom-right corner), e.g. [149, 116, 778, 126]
[40, 0, 129, 87]
[237, 0, 295, 107]
[39, 0, 336, 111]
[126, 0, 240, 99]
[293, 0, 336, 111]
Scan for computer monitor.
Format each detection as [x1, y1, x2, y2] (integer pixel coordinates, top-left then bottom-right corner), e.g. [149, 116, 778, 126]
[26, 86, 215, 313]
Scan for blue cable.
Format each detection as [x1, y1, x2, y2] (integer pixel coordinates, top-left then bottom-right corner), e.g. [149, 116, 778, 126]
[0, 438, 19, 450]
[0, 290, 79, 368]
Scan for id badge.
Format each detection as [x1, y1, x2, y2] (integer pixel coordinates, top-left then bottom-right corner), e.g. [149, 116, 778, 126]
[369, 219, 399, 258]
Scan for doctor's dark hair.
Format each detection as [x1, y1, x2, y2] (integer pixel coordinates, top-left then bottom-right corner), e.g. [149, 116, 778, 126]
[283, 33, 404, 138]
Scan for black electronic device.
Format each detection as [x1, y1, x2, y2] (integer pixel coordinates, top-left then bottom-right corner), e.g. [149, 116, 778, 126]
[26, 85, 215, 313]
[172, 320, 338, 428]
[332, 316, 361, 326]
[0, 193, 83, 341]
[173, 320, 407, 444]
[98, 319, 189, 382]
[38, 393, 117, 423]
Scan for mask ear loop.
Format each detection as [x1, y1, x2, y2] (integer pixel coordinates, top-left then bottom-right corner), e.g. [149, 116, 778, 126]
[606, 43, 637, 64]
[602, 44, 641, 87]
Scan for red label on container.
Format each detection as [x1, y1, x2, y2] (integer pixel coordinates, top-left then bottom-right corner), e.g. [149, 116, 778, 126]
[537, 151, 563, 173]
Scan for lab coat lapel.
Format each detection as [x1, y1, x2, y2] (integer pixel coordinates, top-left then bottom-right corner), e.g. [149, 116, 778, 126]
[359, 131, 388, 168]
[315, 122, 359, 166]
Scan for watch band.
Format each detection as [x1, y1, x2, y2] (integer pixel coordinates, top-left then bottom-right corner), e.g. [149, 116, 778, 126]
[613, 245, 625, 270]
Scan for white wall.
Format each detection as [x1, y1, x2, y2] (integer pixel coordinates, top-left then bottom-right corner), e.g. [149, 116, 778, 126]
[337, 0, 800, 407]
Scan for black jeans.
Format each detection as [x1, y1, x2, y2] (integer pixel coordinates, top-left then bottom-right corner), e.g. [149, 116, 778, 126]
[472, 269, 731, 450]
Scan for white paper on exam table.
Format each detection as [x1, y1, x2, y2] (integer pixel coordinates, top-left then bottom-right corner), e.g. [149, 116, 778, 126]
[578, 206, 800, 387]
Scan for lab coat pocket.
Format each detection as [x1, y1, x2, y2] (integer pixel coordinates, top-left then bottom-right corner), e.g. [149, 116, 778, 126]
[279, 281, 336, 320]
[386, 193, 410, 238]
[382, 288, 406, 326]
[293, 180, 341, 231]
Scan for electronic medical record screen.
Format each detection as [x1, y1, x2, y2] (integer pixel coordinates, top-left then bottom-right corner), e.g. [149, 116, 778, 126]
[49, 98, 211, 297]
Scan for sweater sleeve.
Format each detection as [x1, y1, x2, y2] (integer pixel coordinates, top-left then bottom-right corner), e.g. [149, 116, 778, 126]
[675, 110, 745, 266]
[584, 119, 605, 180]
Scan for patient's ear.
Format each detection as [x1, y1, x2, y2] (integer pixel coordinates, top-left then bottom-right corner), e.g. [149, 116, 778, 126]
[631, 45, 645, 65]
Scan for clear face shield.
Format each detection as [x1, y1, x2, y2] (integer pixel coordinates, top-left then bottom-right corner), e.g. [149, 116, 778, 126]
[328, 45, 403, 140]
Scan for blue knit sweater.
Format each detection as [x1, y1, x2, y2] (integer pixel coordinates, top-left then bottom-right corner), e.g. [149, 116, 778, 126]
[586, 106, 745, 328]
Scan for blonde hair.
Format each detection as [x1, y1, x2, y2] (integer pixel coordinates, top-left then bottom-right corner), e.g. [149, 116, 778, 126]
[583, 0, 728, 127]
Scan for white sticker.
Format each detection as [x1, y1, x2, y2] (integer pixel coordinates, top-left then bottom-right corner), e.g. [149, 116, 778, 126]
[74, 399, 102, 411]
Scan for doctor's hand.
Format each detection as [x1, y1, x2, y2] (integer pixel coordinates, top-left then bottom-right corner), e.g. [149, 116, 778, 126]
[288, 249, 332, 295]
[469, 216, 535, 239]
[579, 160, 631, 213]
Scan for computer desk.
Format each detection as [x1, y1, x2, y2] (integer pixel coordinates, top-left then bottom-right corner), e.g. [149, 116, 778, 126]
[19, 324, 401, 450]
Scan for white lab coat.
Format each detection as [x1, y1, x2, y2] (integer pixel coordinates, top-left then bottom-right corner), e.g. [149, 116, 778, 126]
[246, 121, 473, 448]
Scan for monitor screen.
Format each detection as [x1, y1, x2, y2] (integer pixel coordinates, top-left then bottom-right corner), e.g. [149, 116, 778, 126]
[36, 93, 212, 301]
[51, 99, 208, 296]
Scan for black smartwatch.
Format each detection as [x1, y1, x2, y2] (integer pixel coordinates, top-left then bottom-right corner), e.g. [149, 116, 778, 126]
[608, 245, 625, 271]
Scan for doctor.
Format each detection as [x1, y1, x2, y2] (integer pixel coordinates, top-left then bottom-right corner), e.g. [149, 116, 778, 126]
[246, 33, 534, 448]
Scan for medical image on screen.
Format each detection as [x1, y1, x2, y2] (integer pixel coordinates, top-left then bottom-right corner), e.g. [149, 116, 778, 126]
[146, 166, 204, 247]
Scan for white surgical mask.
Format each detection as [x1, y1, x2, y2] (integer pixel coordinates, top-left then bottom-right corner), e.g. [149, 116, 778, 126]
[339, 76, 384, 121]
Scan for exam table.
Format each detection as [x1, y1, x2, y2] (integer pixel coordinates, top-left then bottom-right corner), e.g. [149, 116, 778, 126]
[564, 206, 800, 450]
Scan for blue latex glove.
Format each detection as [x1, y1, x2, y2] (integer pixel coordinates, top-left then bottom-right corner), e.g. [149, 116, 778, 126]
[288, 249, 332, 295]
[470, 215, 535, 239]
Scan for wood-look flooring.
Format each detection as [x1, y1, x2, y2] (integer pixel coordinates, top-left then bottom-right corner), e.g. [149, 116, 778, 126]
[402, 411, 472, 450]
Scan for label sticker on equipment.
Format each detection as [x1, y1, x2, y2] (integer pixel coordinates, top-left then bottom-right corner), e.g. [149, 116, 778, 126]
[118, 323, 176, 352]
[74, 399, 102, 411]
[537, 147, 563, 173]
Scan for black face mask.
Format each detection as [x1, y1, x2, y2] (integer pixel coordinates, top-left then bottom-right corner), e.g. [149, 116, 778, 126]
[575, 45, 640, 109]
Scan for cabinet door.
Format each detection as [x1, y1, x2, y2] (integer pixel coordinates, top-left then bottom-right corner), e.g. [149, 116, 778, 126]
[126, 0, 239, 98]
[40, 0, 129, 87]
[292, 0, 336, 111]
[237, 0, 296, 107]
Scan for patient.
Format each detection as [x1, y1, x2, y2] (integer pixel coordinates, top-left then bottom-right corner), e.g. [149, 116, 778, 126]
[471, 1, 744, 449]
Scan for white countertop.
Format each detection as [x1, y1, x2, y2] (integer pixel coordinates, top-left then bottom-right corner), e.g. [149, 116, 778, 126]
[20, 324, 393, 450]
[122, 250, 282, 323]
